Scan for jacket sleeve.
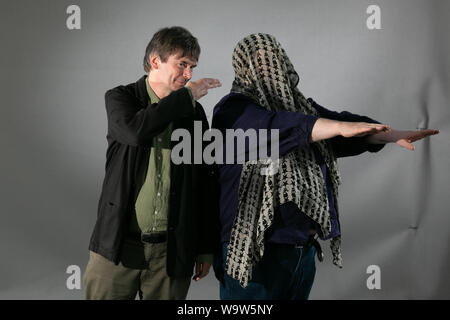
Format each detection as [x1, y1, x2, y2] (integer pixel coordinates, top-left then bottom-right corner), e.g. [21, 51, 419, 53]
[105, 86, 195, 147]
[213, 100, 319, 162]
[307, 98, 386, 157]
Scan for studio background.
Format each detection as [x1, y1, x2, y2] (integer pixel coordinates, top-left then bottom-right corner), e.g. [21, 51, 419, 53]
[0, 0, 449, 299]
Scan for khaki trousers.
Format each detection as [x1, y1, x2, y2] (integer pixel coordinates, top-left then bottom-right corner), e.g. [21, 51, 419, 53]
[83, 238, 191, 300]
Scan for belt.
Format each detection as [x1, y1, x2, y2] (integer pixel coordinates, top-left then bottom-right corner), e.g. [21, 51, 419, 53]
[140, 232, 167, 244]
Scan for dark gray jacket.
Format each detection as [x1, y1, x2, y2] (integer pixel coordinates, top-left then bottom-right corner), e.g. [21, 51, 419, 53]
[88, 76, 220, 277]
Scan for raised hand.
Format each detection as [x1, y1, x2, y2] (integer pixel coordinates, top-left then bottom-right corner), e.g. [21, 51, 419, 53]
[186, 78, 222, 100]
[393, 129, 440, 150]
[339, 121, 391, 138]
[365, 128, 440, 150]
[310, 118, 390, 142]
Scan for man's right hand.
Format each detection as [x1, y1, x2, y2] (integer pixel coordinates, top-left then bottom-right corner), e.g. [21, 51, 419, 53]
[186, 78, 222, 100]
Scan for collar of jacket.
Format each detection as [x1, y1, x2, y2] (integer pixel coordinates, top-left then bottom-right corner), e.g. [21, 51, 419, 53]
[134, 75, 150, 108]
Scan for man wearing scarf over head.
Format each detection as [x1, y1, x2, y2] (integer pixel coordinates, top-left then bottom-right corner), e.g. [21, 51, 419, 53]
[211, 33, 439, 300]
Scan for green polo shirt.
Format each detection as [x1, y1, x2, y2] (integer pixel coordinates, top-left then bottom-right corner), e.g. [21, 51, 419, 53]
[129, 78, 212, 264]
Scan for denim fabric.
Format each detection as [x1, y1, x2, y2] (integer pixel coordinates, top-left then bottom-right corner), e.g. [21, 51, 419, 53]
[216, 242, 316, 300]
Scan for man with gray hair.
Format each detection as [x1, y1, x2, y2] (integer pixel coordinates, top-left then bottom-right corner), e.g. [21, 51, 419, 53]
[83, 26, 221, 300]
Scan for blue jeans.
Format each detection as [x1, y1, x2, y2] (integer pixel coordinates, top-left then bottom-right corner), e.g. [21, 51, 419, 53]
[217, 242, 316, 300]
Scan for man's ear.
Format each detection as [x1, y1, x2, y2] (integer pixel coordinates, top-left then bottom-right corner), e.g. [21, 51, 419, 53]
[149, 54, 160, 70]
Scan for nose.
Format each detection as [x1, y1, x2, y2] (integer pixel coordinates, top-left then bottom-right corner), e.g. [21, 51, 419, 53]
[183, 67, 192, 80]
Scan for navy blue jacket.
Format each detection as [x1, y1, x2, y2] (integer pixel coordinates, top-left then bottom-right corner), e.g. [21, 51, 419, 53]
[212, 93, 384, 245]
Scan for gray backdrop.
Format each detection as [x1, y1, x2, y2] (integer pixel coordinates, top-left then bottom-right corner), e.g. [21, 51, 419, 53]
[0, 0, 449, 299]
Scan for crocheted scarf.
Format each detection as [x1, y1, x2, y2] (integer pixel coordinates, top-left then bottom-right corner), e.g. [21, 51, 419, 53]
[226, 33, 343, 288]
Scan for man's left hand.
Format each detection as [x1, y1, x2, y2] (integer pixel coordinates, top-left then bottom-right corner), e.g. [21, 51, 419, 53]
[193, 262, 211, 281]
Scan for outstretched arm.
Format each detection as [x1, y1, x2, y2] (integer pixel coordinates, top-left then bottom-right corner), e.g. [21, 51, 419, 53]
[364, 129, 440, 150]
[310, 118, 391, 142]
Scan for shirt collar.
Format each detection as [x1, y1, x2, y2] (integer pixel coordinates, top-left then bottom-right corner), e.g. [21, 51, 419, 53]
[145, 76, 160, 104]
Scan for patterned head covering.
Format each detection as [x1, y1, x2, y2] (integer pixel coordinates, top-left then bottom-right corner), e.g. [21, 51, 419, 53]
[226, 33, 343, 288]
[231, 33, 302, 112]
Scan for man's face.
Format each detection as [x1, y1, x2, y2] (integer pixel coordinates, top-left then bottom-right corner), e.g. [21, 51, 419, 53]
[155, 52, 197, 93]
